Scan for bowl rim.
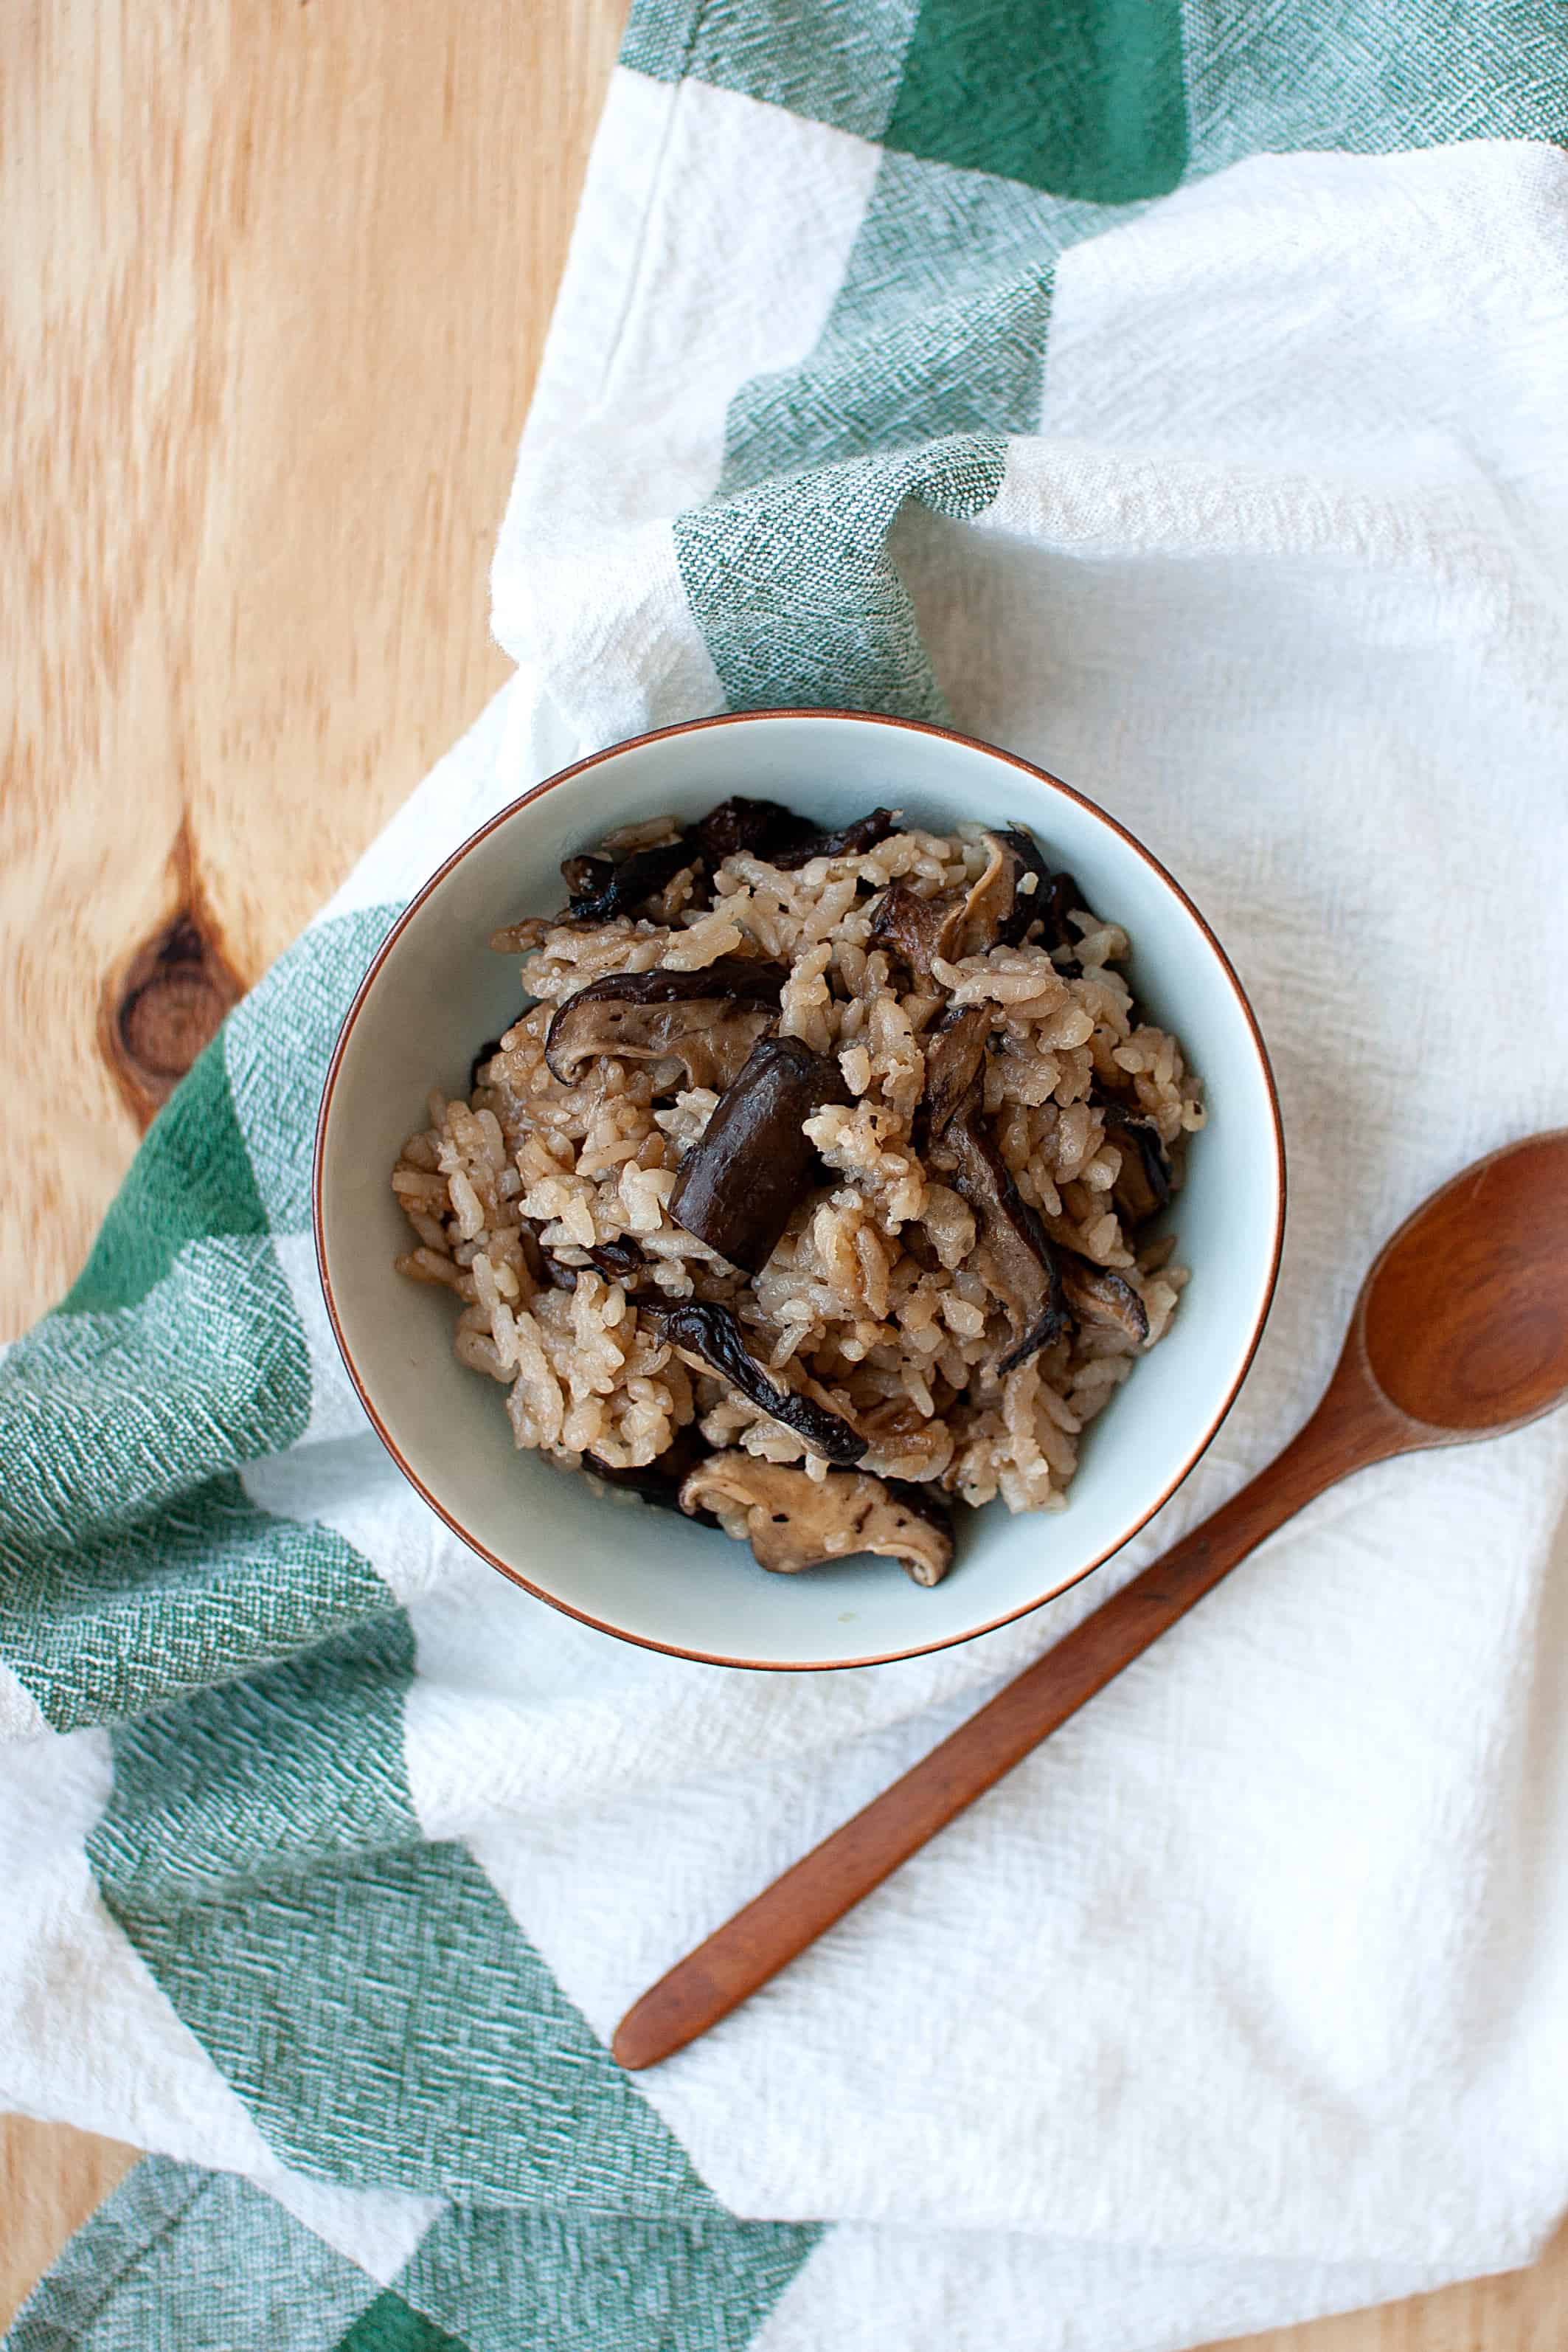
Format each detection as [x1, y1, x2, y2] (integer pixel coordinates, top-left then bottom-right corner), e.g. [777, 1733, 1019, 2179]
[313, 708, 1287, 1671]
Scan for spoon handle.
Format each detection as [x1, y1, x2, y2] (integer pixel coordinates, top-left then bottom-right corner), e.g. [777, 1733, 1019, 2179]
[613, 1388, 1398, 2071]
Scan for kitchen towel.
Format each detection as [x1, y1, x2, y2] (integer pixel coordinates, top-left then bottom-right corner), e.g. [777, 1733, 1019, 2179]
[6, 6, 1568, 2348]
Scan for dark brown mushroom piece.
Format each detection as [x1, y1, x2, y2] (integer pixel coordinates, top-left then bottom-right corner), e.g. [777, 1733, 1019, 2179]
[869, 880, 967, 982]
[540, 1234, 648, 1291]
[543, 959, 787, 1093]
[564, 837, 699, 924]
[951, 827, 1091, 961]
[691, 796, 815, 867]
[639, 1298, 867, 1466]
[920, 1001, 992, 1141]
[689, 798, 897, 873]
[1061, 1255, 1149, 1346]
[1095, 1093, 1173, 1225]
[953, 830, 1019, 955]
[930, 1090, 1068, 1374]
[561, 853, 613, 902]
[589, 1234, 647, 1282]
[669, 1034, 850, 1274]
[678, 1453, 954, 1585]
[989, 826, 1050, 947]
[870, 829, 1040, 983]
[770, 807, 898, 870]
[958, 825, 1089, 967]
[1032, 868, 1089, 961]
[583, 1426, 719, 1525]
[1034, 874, 1086, 964]
[983, 828, 1083, 958]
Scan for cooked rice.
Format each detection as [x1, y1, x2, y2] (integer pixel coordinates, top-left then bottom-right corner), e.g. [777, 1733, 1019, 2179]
[393, 817, 1202, 1532]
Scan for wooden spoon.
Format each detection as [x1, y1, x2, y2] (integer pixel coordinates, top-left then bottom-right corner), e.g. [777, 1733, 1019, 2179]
[614, 1130, 1568, 2071]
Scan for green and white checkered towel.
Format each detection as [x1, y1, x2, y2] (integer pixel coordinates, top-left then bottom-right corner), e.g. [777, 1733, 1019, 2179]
[7, 7, 1568, 2348]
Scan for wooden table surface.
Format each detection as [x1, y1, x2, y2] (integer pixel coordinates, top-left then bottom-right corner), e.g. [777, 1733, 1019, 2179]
[4, 2, 1565, 2340]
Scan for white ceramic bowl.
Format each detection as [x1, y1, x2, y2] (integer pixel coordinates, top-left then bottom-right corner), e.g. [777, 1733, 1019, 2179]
[316, 711, 1283, 1670]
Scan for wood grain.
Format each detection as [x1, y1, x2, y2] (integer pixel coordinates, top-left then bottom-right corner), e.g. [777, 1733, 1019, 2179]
[1, 0, 625, 1322]
[0, 0, 625, 2327]
[2, 3, 1565, 2345]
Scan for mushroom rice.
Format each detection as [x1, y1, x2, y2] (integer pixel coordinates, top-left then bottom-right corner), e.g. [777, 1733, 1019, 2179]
[392, 799, 1203, 1586]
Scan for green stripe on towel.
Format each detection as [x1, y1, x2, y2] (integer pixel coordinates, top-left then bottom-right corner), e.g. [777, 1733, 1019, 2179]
[4, 2159, 384, 2352]
[0, 1429, 389, 1732]
[87, 1622, 742, 2220]
[332, 2294, 471, 2352]
[396, 2204, 822, 2352]
[60, 1034, 267, 1317]
[625, 0, 1568, 191]
[884, 0, 1187, 200]
[676, 432, 1007, 719]
[623, 0, 922, 140]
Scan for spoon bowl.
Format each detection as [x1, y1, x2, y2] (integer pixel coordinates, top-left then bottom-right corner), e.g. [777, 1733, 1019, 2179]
[1359, 1130, 1568, 1435]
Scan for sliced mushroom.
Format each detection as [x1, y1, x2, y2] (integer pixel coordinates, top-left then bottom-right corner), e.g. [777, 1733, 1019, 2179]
[1039, 873, 1086, 962]
[954, 830, 1019, 955]
[982, 829, 1075, 955]
[639, 1298, 867, 1466]
[1061, 1255, 1149, 1346]
[951, 826, 1090, 961]
[1095, 1093, 1173, 1225]
[583, 1426, 718, 1523]
[871, 831, 1035, 982]
[930, 1092, 1068, 1373]
[870, 880, 967, 981]
[561, 852, 612, 902]
[690, 798, 897, 873]
[543, 960, 787, 1092]
[669, 1034, 850, 1273]
[588, 1234, 646, 1282]
[920, 1001, 992, 1140]
[771, 807, 897, 870]
[988, 827, 1049, 947]
[564, 837, 698, 924]
[692, 796, 814, 867]
[952, 828, 1090, 959]
[1029, 868, 1087, 958]
[540, 1234, 648, 1291]
[678, 1452, 953, 1585]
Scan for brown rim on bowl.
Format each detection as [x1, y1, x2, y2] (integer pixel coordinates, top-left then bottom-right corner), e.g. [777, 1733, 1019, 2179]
[313, 709, 1287, 1671]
